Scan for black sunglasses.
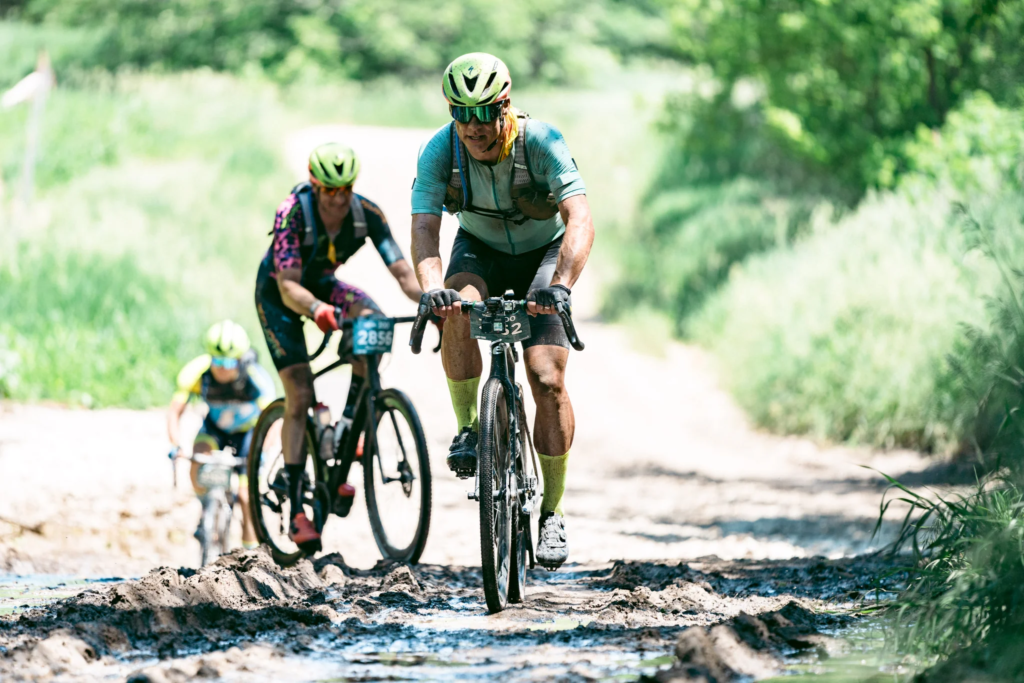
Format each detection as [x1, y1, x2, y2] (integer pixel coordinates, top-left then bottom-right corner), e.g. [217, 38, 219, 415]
[449, 102, 504, 124]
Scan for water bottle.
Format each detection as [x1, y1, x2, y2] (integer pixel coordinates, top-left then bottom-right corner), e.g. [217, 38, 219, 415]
[313, 403, 334, 461]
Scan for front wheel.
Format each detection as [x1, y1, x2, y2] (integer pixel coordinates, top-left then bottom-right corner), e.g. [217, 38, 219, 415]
[363, 389, 432, 564]
[198, 496, 218, 566]
[479, 378, 515, 613]
[248, 399, 324, 566]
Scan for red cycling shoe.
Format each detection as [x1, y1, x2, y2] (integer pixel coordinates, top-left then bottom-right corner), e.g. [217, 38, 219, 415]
[288, 512, 322, 552]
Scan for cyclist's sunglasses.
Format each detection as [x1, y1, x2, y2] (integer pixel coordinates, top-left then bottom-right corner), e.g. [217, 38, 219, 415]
[449, 102, 504, 124]
[315, 183, 353, 197]
[211, 356, 239, 370]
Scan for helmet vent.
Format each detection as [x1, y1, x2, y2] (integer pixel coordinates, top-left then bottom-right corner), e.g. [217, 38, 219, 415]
[483, 72, 497, 91]
[463, 75, 479, 92]
[447, 72, 461, 97]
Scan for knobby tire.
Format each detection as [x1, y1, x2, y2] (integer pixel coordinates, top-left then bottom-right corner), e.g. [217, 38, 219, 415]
[247, 398, 323, 566]
[479, 377, 513, 613]
[363, 388, 432, 564]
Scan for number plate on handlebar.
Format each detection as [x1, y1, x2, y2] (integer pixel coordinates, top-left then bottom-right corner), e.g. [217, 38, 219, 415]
[197, 464, 233, 490]
[352, 316, 395, 355]
[470, 302, 532, 343]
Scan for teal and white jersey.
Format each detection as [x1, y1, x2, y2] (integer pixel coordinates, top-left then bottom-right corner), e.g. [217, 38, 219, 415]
[412, 120, 586, 255]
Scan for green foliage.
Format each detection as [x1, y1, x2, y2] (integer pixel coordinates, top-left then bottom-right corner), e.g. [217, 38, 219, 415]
[15, 0, 671, 84]
[0, 20, 102, 86]
[0, 70, 292, 406]
[690, 193, 987, 451]
[668, 0, 1024, 196]
[0, 248, 202, 407]
[879, 474, 1024, 679]
[608, 178, 815, 330]
[901, 92, 1024, 198]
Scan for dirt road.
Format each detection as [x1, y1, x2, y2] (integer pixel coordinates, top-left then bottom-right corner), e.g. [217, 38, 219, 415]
[0, 125, 934, 681]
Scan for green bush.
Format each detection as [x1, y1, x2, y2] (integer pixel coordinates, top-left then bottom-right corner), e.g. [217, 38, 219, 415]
[668, 0, 1024, 197]
[690, 193, 990, 451]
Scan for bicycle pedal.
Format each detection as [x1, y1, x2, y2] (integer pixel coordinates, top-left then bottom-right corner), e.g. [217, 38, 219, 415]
[454, 467, 475, 480]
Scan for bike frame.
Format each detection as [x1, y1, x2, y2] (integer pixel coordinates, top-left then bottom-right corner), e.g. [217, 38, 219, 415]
[308, 315, 416, 508]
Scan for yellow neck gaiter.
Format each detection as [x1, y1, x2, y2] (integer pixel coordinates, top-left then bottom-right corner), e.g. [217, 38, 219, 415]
[495, 108, 518, 163]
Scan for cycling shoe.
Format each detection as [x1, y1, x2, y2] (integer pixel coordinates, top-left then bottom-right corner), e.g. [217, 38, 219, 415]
[446, 427, 478, 479]
[288, 512, 322, 553]
[536, 512, 568, 570]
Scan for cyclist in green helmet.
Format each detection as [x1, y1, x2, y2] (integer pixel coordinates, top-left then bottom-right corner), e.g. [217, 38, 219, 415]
[256, 142, 424, 552]
[167, 320, 276, 550]
[411, 52, 595, 570]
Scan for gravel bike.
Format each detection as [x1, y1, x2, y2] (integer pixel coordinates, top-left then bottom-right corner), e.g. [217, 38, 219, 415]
[410, 290, 584, 613]
[248, 313, 432, 566]
[190, 449, 247, 566]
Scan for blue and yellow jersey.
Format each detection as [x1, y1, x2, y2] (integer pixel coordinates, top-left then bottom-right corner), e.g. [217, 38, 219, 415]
[172, 353, 275, 434]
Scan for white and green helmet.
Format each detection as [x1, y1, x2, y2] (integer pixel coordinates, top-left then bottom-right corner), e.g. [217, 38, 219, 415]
[441, 52, 512, 106]
[308, 142, 360, 188]
[204, 319, 250, 359]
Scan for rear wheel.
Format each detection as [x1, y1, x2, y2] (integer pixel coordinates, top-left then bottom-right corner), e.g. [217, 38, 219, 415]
[248, 399, 324, 565]
[363, 389, 432, 563]
[479, 378, 514, 613]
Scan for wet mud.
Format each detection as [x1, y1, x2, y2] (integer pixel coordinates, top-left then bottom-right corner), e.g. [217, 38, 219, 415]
[0, 546, 898, 681]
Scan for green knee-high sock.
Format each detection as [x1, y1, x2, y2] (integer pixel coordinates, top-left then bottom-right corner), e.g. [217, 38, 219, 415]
[538, 452, 569, 516]
[446, 376, 480, 432]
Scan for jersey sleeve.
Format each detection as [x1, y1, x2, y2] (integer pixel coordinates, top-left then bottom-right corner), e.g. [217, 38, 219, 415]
[526, 121, 586, 203]
[411, 126, 452, 217]
[172, 355, 211, 402]
[359, 197, 404, 266]
[250, 363, 277, 409]
[271, 194, 304, 272]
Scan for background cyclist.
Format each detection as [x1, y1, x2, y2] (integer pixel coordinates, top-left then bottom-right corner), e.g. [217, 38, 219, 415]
[410, 53, 595, 570]
[255, 142, 423, 553]
[166, 319, 275, 550]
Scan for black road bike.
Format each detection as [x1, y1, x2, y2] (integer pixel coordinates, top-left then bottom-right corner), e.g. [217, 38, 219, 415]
[249, 313, 432, 566]
[410, 291, 584, 613]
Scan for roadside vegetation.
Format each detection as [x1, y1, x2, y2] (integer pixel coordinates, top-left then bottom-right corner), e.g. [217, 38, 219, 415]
[879, 214, 1024, 680]
[609, 2, 1024, 454]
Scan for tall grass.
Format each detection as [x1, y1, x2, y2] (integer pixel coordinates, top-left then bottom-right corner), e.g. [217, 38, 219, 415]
[690, 192, 992, 451]
[0, 70, 294, 405]
[880, 208, 1024, 679]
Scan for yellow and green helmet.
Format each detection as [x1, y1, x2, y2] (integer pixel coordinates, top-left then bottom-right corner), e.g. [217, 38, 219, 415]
[441, 52, 511, 106]
[308, 142, 360, 188]
[204, 320, 250, 359]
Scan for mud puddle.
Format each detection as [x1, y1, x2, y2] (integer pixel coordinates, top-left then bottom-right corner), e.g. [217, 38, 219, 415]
[761, 624, 917, 683]
[0, 546, 903, 681]
[0, 575, 125, 617]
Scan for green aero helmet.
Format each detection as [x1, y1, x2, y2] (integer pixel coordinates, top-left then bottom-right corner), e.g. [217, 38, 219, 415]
[204, 320, 250, 359]
[308, 142, 360, 188]
[442, 52, 511, 106]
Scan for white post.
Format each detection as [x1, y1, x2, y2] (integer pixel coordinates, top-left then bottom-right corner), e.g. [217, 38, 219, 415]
[19, 51, 54, 209]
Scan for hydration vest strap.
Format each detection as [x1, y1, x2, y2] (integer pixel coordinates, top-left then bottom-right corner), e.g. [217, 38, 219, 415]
[292, 181, 318, 248]
[350, 195, 368, 240]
